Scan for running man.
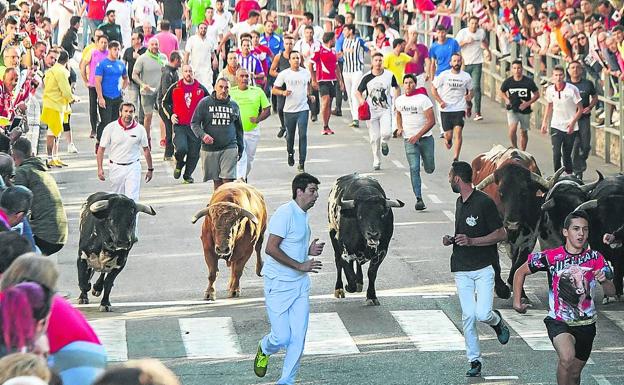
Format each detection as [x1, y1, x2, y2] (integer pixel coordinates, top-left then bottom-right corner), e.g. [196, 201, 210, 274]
[513, 210, 615, 385]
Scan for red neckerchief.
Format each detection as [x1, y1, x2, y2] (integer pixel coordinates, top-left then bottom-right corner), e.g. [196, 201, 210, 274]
[406, 89, 418, 96]
[203, 18, 215, 26]
[118, 117, 138, 131]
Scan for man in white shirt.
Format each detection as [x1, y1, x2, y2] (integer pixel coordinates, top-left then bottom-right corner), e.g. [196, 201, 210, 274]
[107, 0, 133, 48]
[541, 65, 583, 174]
[132, 0, 160, 28]
[455, 16, 488, 121]
[218, 9, 260, 53]
[431, 53, 473, 161]
[185, 22, 218, 91]
[395, 74, 436, 211]
[96, 102, 154, 202]
[297, 11, 324, 41]
[254, 172, 323, 385]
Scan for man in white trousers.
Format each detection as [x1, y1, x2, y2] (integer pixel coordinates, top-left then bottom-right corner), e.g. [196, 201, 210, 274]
[229, 68, 270, 181]
[96, 102, 153, 201]
[254, 172, 324, 385]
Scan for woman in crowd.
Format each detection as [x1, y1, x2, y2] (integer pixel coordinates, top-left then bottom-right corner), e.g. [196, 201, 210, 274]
[0, 353, 51, 384]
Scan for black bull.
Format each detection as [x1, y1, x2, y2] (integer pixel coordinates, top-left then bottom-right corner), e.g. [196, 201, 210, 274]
[77, 192, 156, 312]
[328, 174, 404, 306]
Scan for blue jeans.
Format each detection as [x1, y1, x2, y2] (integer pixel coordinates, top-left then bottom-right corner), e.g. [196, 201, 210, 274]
[403, 135, 435, 198]
[284, 110, 309, 164]
[455, 266, 501, 363]
[464, 63, 483, 114]
[83, 18, 102, 47]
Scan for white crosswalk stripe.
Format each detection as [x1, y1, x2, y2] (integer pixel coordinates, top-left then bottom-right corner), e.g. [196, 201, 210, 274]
[90, 319, 128, 361]
[498, 310, 553, 350]
[304, 313, 360, 355]
[391, 310, 464, 351]
[179, 317, 243, 359]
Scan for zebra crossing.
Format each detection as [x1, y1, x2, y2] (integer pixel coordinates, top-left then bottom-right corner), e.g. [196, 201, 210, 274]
[87, 308, 624, 362]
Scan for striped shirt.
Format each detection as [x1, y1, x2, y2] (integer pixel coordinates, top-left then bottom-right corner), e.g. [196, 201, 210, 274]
[341, 37, 367, 73]
[236, 53, 264, 86]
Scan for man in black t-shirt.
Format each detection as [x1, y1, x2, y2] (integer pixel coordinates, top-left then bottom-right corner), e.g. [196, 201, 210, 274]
[442, 161, 510, 378]
[122, 31, 147, 124]
[160, 0, 185, 42]
[499, 60, 540, 151]
[568, 61, 598, 180]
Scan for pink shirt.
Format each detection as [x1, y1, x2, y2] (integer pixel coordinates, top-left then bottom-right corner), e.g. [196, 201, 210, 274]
[88, 49, 109, 87]
[154, 31, 179, 59]
[48, 296, 101, 354]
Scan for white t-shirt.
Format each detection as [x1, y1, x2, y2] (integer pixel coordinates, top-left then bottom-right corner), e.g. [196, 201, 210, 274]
[432, 69, 473, 112]
[261, 200, 311, 281]
[293, 39, 320, 69]
[186, 34, 215, 72]
[297, 24, 324, 42]
[51, 0, 75, 41]
[357, 70, 398, 117]
[274, 68, 311, 113]
[394, 93, 435, 137]
[107, 0, 133, 47]
[100, 120, 149, 164]
[455, 27, 486, 65]
[545, 83, 582, 132]
[133, 0, 159, 27]
[230, 21, 259, 47]
[213, 10, 233, 36]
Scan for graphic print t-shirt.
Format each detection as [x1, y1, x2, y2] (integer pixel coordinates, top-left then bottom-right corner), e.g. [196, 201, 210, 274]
[500, 76, 538, 114]
[528, 246, 609, 325]
[357, 70, 398, 117]
[432, 69, 473, 112]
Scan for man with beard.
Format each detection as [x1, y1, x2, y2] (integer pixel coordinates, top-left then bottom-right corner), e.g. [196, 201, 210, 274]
[162, 64, 209, 183]
[443, 160, 510, 377]
[514, 210, 615, 385]
[184, 22, 218, 92]
[122, 32, 147, 124]
[97, 10, 123, 46]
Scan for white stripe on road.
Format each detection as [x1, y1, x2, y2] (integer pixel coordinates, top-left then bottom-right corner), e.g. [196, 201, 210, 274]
[304, 313, 360, 355]
[593, 375, 612, 385]
[428, 194, 442, 204]
[392, 160, 405, 169]
[443, 210, 455, 221]
[483, 376, 519, 380]
[497, 310, 553, 350]
[179, 317, 242, 359]
[395, 221, 449, 226]
[90, 319, 128, 361]
[391, 310, 464, 351]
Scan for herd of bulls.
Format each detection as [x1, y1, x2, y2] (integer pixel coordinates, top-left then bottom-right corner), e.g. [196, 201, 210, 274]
[74, 145, 624, 311]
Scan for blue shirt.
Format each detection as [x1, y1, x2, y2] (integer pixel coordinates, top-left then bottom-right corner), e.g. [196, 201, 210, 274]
[94, 58, 127, 98]
[259, 32, 284, 56]
[429, 38, 460, 76]
[335, 33, 345, 63]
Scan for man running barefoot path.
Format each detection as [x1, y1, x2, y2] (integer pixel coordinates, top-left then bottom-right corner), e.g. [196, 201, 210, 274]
[254, 173, 324, 385]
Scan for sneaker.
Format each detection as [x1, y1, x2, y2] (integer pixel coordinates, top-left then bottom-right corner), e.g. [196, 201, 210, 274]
[163, 156, 173, 161]
[183, 176, 194, 184]
[322, 127, 335, 135]
[55, 159, 68, 167]
[311, 114, 318, 122]
[415, 197, 426, 211]
[573, 172, 583, 181]
[48, 159, 63, 168]
[253, 343, 269, 377]
[466, 360, 482, 377]
[277, 127, 286, 138]
[381, 142, 389, 156]
[349, 120, 359, 128]
[373, 164, 380, 171]
[491, 309, 510, 345]
[297, 163, 305, 173]
[287, 153, 295, 167]
[67, 142, 79, 153]
[159, 139, 166, 148]
[173, 168, 182, 179]
[332, 109, 342, 116]
[90, 130, 96, 139]
[473, 114, 483, 121]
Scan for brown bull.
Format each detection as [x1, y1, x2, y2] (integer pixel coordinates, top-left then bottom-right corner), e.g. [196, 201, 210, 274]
[191, 182, 267, 301]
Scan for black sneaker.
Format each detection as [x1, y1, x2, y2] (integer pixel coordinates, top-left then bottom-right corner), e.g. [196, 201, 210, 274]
[491, 309, 510, 345]
[381, 142, 389, 156]
[415, 197, 426, 211]
[297, 163, 305, 173]
[173, 168, 182, 179]
[311, 114, 318, 122]
[287, 153, 295, 167]
[183, 176, 194, 184]
[466, 360, 482, 377]
[332, 109, 342, 116]
[277, 127, 286, 138]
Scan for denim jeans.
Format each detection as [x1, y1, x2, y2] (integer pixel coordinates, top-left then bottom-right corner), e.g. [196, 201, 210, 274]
[464, 63, 483, 114]
[403, 135, 435, 198]
[550, 127, 577, 173]
[173, 124, 200, 177]
[284, 110, 309, 164]
[454, 265, 501, 363]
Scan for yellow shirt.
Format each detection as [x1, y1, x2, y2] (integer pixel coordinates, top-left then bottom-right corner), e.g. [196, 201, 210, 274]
[42, 63, 73, 113]
[383, 52, 412, 84]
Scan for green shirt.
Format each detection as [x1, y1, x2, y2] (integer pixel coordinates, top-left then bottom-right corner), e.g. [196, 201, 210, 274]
[188, 0, 211, 25]
[229, 85, 270, 132]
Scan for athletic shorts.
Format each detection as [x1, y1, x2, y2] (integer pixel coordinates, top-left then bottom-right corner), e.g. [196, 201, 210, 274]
[440, 111, 465, 132]
[200, 147, 238, 181]
[140, 93, 157, 114]
[507, 111, 531, 130]
[63, 114, 72, 132]
[544, 317, 596, 362]
[319, 81, 336, 98]
[169, 19, 183, 30]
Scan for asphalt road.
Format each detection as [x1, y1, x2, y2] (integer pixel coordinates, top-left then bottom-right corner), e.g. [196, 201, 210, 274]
[48, 72, 624, 385]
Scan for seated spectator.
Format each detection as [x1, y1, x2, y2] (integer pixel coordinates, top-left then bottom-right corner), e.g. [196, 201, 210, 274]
[94, 359, 181, 385]
[0, 254, 106, 385]
[0, 353, 50, 384]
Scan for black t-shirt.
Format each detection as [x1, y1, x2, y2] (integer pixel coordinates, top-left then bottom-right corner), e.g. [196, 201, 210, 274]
[451, 189, 504, 272]
[570, 79, 596, 116]
[161, 0, 184, 21]
[500, 75, 539, 114]
[123, 46, 147, 84]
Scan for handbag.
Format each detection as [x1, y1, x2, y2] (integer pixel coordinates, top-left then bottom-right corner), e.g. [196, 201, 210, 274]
[358, 102, 371, 121]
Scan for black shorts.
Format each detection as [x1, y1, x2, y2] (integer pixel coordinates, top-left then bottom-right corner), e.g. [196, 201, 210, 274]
[544, 317, 596, 362]
[319, 81, 336, 98]
[440, 111, 465, 132]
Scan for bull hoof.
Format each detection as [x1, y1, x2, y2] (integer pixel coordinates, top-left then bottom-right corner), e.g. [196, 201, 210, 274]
[345, 284, 357, 293]
[99, 305, 112, 312]
[356, 283, 364, 293]
[91, 289, 102, 297]
[228, 290, 240, 298]
[495, 283, 511, 299]
[204, 291, 216, 301]
[78, 297, 89, 305]
[365, 298, 380, 306]
[334, 288, 345, 298]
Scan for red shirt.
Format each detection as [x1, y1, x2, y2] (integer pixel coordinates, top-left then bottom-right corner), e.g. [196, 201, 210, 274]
[234, 0, 260, 22]
[170, 80, 208, 125]
[87, 0, 109, 20]
[311, 45, 338, 82]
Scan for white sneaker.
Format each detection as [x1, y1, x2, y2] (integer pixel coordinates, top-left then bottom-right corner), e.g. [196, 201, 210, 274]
[67, 143, 79, 154]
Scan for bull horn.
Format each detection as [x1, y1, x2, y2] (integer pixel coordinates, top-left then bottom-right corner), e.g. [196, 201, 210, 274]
[191, 207, 210, 224]
[89, 200, 109, 213]
[579, 170, 604, 193]
[541, 199, 556, 211]
[575, 199, 598, 212]
[548, 167, 566, 188]
[239, 208, 259, 225]
[476, 174, 495, 190]
[339, 199, 355, 209]
[386, 199, 405, 208]
[136, 203, 156, 216]
[530, 172, 551, 191]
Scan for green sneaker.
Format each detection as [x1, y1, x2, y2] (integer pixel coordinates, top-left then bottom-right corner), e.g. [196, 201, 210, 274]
[173, 168, 182, 179]
[254, 343, 269, 377]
